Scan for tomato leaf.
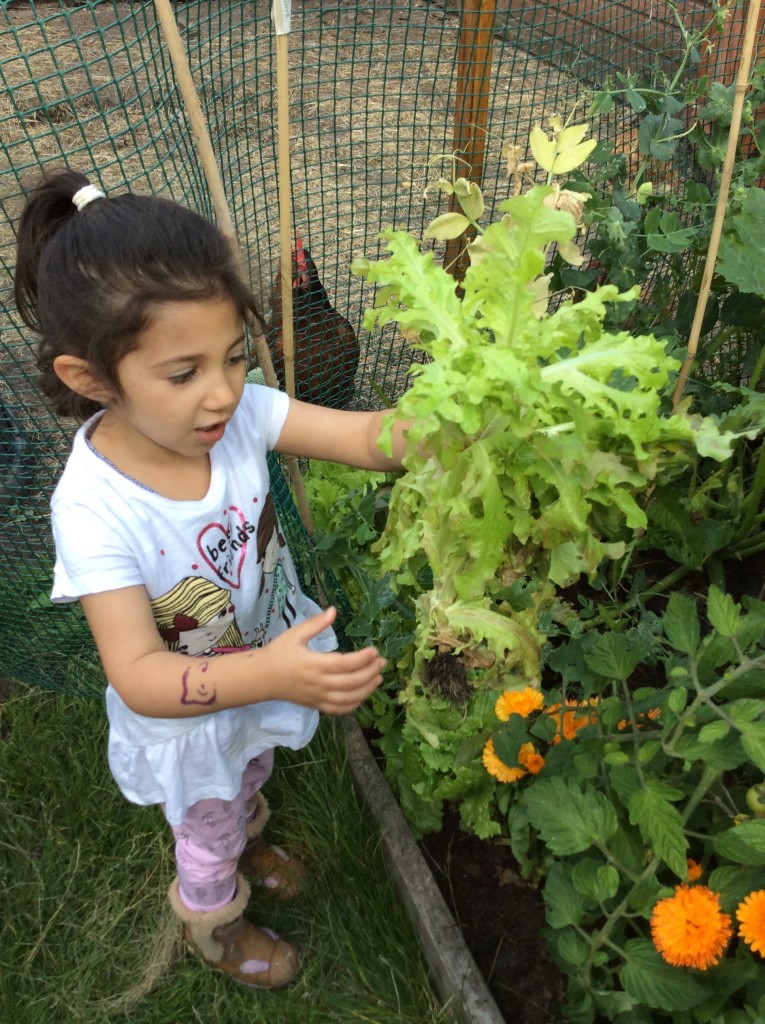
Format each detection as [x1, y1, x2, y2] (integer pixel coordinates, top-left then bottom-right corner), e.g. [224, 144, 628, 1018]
[628, 779, 689, 878]
[620, 940, 708, 1010]
[522, 777, 619, 854]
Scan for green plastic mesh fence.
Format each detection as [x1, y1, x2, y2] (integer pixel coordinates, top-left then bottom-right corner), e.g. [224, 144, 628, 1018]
[0, 0, 748, 696]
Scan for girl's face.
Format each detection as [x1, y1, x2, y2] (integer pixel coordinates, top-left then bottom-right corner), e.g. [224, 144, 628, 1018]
[175, 603, 236, 656]
[101, 295, 247, 463]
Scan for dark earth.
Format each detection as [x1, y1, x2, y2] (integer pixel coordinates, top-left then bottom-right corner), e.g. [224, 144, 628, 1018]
[420, 806, 567, 1024]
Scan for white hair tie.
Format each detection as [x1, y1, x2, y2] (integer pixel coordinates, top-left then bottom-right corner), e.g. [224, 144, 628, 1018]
[72, 184, 105, 212]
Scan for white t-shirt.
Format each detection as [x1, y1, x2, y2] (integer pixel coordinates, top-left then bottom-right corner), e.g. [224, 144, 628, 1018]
[51, 383, 334, 824]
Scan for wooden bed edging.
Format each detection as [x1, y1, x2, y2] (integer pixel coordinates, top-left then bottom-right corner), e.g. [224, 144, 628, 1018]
[342, 715, 506, 1024]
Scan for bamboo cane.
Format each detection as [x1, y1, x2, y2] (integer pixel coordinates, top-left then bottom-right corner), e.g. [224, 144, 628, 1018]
[443, 0, 496, 282]
[275, 28, 296, 401]
[153, 0, 315, 533]
[672, 0, 763, 411]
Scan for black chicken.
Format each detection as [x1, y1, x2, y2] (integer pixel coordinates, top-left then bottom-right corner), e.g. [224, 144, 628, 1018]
[267, 237, 359, 410]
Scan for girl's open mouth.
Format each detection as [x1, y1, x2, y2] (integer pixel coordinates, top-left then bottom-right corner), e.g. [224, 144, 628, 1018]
[196, 422, 226, 444]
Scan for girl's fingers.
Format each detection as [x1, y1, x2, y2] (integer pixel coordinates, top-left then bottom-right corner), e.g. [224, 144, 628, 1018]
[339, 647, 385, 671]
[319, 675, 384, 715]
[290, 610, 385, 676]
[307, 646, 383, 678]
[323, 663, 385, 707]
[293, 605, 337, 641]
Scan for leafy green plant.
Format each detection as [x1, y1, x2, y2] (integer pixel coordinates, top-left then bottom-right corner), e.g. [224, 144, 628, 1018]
[340, 94, 765, 1017]
[301, 460, 416, 735]
[563, 26, 765, 396]
[546, 36, 765, 603]
[351, 126, 734, 836]
[301, 461, 391, 611]
[304, 17, 765, 1011]
[487, 588, 765, 1022]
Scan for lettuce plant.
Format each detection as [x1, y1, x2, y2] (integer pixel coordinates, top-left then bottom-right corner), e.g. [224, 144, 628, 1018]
[351, 127, 733, 838]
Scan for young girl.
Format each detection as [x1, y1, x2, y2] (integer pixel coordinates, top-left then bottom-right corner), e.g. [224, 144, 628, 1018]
[14, 169, 408, 991]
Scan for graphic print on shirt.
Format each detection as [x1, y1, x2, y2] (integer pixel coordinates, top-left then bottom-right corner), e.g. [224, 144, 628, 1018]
[197, 505, 256, 588]
[255, 491, 298, 641]
[150, 576, 245, 658]
[150, 491, 301, 663]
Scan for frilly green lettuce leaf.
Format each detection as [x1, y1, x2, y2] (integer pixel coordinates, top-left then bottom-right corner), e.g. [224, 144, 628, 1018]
[352, 184, 731, 831]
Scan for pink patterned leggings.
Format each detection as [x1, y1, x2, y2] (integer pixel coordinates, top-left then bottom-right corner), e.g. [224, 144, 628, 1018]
[167, 750, 274, 912]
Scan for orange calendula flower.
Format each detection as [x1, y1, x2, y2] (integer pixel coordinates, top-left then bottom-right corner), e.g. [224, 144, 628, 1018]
[495, 686, 545, 722]
[482, 738, 527, 783]
[617, 707, 662, 731]
[650, 884, 732, 970]
[686, 859, 703, 882]
[546, 698, 599, 745]
[517, 742, 545, 775]
[737, 889, 765, 956]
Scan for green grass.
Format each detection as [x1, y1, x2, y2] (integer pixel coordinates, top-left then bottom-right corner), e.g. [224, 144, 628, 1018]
[0, 683, 451, 1024]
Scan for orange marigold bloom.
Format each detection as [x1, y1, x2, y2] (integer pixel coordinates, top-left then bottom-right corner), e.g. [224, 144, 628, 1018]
[495, 686, 545, 722]
[617, 707, 662, 732]
[546, 698, 599, 745]
[687, 859, 703, 882]
[482, 739, 527, 783]
[650, 884, 732, 970]
[737, 890, 765, 956]
[517, 742, 545, 775]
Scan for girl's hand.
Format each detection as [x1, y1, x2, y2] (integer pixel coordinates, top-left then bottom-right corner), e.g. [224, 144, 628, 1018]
[267, 606, 386, 714]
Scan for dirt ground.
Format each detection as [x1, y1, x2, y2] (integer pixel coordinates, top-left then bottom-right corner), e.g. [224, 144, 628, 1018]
[421, 807, 568, 1023]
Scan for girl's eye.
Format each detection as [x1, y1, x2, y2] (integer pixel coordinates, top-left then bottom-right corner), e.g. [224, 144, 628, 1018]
[228, 353, 246, 367]
[169, 368, 197, 385]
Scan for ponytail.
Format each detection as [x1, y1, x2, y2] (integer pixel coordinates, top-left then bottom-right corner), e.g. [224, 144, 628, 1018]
[14, 168, 93, 333]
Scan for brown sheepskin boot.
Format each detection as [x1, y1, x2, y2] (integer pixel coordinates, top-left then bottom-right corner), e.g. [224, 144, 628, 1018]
[238, 792, 306, 898]
[168, 872, 300, 989]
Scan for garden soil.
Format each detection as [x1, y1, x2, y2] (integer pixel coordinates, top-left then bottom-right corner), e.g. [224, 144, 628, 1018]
[420, 806, 568, 1024]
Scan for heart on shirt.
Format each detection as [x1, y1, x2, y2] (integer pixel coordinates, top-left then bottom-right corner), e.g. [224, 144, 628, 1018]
[197, 506, 253, 589]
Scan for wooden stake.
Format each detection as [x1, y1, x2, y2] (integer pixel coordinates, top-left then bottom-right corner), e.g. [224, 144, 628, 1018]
[672, 0, 763, 411]
[153, 0, 315, 533]
[443, 0, 496, 282]
[153, 1, 238, 253]
[275, 30, 296, 400]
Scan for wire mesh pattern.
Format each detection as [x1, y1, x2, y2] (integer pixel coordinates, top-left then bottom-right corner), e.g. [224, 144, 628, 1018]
[0, 0, 749, 695]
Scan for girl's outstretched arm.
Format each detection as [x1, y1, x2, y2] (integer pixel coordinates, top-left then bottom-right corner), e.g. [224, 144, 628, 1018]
[275, 399, 409, 470]
[80, 587, 385, 719]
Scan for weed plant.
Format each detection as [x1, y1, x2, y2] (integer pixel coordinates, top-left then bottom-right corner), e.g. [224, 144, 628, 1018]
[0, 681, 448, 1024]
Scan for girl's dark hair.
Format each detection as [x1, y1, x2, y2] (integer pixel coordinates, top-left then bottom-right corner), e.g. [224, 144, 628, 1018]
[14, 168, 264, 420]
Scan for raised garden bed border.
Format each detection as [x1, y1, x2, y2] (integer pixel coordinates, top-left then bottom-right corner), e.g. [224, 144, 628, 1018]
[342, 716, 506, 1024]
